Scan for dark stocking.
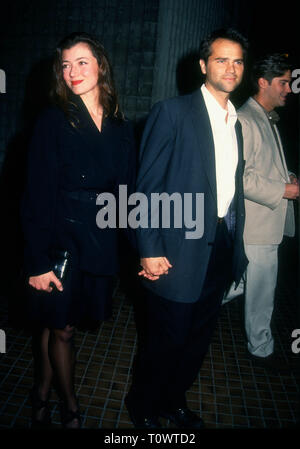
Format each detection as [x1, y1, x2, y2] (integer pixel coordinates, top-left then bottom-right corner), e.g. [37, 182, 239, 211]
[48, 325, 80, 428]
[31, 327, 53, 422]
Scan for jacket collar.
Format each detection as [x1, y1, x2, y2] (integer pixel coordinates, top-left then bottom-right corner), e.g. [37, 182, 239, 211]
[190, 89, 217, 200]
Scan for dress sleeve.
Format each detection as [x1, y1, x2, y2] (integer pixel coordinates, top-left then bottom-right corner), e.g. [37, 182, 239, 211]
[21, 108, 60, 276]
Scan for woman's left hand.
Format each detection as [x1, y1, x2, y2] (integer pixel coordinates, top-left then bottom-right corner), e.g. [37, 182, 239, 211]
[29, 271, 63, 293]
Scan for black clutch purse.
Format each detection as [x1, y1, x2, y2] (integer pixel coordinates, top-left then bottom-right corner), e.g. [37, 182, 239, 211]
[49, 249, 70, 283]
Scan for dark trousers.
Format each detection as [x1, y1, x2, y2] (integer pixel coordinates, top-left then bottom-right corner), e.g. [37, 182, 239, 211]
[128, 220, 234, 417]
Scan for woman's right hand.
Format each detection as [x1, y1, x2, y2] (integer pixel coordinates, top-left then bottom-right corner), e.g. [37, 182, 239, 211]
[29, 271, 63, 293]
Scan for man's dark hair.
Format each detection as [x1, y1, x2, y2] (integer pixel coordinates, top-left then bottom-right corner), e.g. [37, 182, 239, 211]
[252, 53, 292, 94]
[199, 28, 248, 63]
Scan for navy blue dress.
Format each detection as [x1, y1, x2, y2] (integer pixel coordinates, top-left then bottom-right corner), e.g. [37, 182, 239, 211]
[21, 95, 136, 328]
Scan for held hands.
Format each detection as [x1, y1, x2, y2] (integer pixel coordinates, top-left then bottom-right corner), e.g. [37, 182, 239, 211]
[283, 183, 299, 200]
[29, 271, 63, 293]
[138, 257, 172, 281]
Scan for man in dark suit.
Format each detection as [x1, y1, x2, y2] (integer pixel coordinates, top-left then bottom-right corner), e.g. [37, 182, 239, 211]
[126, 28, 248, 429]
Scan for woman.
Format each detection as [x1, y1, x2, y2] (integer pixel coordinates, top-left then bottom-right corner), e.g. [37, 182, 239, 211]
[21, 32, 136, 428]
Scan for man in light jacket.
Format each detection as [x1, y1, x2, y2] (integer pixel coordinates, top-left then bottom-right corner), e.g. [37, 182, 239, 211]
[238, 53, 298, 371]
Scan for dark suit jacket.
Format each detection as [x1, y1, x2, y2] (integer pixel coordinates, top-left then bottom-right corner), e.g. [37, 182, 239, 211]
[136, 89, 248, 302]
[21, 96, 136, 277]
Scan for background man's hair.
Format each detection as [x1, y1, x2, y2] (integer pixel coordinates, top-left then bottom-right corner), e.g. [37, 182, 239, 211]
[252, 53, 292, 94]
[199, 28, 249, 63]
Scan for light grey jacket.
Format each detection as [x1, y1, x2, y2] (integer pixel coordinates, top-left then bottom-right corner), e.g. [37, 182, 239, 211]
[238, 97, 295, 245]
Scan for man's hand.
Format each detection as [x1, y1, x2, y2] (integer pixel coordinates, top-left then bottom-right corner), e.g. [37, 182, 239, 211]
[138, 257, 172, 281]
[283, 183, 299, 200]
[29, 271, 63, 293]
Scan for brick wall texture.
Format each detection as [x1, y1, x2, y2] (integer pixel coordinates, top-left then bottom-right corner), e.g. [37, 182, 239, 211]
[0, 0, 159, 168]
[0, 0, 253, 171]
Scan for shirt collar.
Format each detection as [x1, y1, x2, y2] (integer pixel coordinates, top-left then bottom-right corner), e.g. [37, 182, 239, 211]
[201, 84, 237, 124]
[252, 97, 280, 124]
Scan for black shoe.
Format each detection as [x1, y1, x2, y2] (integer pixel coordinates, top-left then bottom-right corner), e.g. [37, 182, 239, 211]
[160, 407, 205, 429]
[247, 352, 290, 373]
[30, 386, 52, 428]
[125, 395, 161, 429]
[60, 402, 81, 429]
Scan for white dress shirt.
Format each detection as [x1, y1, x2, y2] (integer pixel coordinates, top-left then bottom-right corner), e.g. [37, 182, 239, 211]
[201, 84, 238, 217]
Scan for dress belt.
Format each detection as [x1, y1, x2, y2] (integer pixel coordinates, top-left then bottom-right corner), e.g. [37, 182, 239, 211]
[217, 217, 224, 223]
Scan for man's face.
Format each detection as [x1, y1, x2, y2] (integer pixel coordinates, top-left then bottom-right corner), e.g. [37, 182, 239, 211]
[263, 71, 292, 108]
[199, 38, 244, 96]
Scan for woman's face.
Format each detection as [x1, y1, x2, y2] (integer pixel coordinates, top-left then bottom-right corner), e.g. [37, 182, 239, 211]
[62, 42, 100, 98]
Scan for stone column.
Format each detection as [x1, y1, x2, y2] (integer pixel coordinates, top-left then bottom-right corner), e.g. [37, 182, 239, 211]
[151, 0, 252, 104]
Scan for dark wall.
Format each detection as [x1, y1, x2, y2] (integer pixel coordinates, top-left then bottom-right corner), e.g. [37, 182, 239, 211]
[247, 2, 300, 173]
[1, 1, 299, 169]
[0, 0, 159, 160]
[152, 0, 254, 105]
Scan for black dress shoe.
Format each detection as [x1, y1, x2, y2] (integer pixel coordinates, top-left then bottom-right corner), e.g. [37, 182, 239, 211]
[59, 401, 82, 429]
[125, 395, 161, 429]
[160, 407, 205, 429]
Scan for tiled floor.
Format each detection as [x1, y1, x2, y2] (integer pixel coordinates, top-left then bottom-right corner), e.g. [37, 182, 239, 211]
[0, 242, 299, 430]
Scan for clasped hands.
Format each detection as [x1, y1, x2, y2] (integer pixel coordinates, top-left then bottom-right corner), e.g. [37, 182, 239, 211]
[138, 257, 172, 281]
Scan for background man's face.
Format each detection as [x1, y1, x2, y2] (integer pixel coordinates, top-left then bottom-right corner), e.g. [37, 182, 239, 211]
[200, 38, 244, 96]
[264, 71, 292, 108]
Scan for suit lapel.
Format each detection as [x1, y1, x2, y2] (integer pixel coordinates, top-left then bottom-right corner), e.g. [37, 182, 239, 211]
[190, 90, 217, 201]
[273, 125, 289, 179]
[265, 120, 286, 179]
[234, 119, 245, 203]
[235, 120, 244, 171]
